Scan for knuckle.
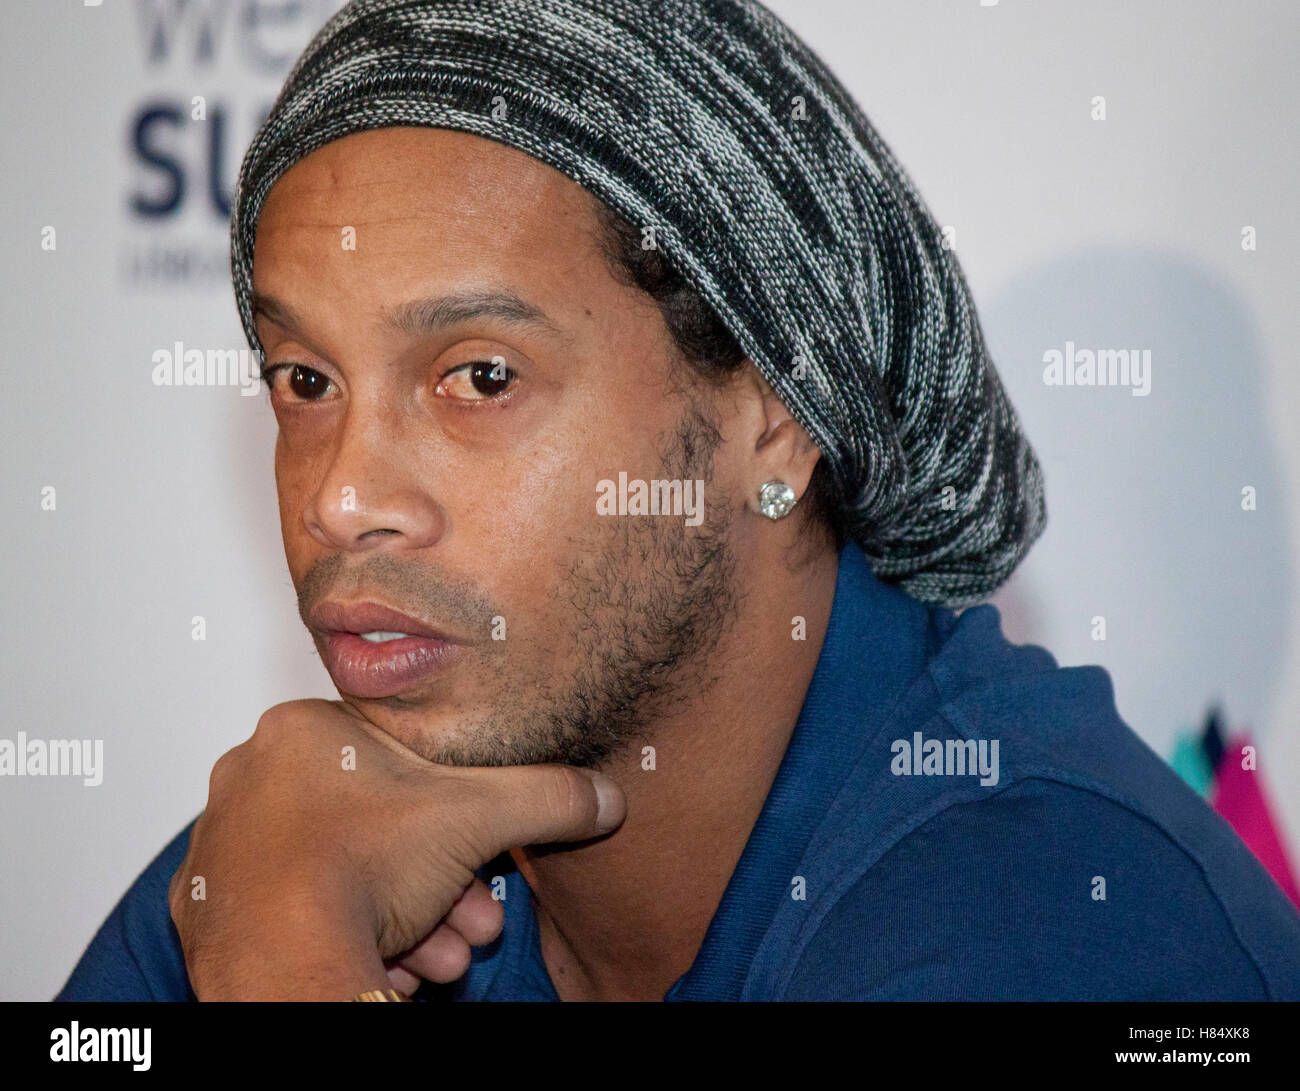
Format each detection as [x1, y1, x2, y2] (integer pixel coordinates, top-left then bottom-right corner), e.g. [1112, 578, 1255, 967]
[253, 700, 299, 737]
[206, 739, 253, 789]
[167, 868, 190, 930]
[206, 752, 234, 798]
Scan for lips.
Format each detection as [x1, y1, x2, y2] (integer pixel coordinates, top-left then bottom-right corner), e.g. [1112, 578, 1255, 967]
[309, 600, 463, 699]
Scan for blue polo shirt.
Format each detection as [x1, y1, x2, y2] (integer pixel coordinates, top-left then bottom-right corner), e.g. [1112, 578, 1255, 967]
[56, 542, 1300, 1001]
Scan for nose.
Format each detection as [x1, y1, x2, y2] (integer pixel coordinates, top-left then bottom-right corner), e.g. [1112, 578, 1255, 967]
[301, 406, 445, 553]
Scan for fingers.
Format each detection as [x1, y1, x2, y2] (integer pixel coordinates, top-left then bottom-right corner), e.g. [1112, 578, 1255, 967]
[457, 765, 627, 858]
[386, 963, 422, 995]
[385, 879, 503, 992]
[442, 878, 504, 946]
[394, 923, 472, 984]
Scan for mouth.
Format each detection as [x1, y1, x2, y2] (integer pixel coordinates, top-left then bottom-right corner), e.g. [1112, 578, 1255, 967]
[309, 599, 464, 700]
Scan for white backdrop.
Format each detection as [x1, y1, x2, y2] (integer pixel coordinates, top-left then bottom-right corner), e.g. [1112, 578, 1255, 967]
[2, 0, 1297, 1002]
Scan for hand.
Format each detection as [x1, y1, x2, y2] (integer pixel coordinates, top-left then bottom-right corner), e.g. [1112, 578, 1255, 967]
[168, 698, 625, 1000]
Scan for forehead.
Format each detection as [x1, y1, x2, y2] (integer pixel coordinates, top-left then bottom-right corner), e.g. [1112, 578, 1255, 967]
[252, 127, 609, 292]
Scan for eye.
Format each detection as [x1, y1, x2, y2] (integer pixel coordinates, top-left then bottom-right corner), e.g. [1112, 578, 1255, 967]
[435, 357, 517, 401]
[264, 364, 335, 401]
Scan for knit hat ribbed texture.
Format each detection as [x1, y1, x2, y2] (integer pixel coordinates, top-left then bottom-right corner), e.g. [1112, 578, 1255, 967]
[231, 0, 1046, 607]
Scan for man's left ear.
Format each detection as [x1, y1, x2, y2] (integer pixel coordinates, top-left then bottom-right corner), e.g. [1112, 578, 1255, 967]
[738, 366, 823, 517]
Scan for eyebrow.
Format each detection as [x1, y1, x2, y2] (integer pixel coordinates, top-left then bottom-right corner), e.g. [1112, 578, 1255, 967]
[250, 289, 564, 342]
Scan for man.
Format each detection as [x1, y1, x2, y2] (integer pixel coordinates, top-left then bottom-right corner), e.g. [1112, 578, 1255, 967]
[58, 0, 1300, 1001]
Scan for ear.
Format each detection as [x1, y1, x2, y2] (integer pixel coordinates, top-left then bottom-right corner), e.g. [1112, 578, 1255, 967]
[734, 364, 823, 516]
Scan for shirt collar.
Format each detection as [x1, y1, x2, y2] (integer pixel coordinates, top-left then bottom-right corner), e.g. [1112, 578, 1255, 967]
[456, 540, 935, 1001]
[665, 539, 934, 999]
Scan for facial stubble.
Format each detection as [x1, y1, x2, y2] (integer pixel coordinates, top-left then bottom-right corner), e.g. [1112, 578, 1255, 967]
[429, 397, 742, 770]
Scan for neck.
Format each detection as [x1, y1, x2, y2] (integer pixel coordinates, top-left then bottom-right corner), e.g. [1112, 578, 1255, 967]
[511, 539, 839, 1001]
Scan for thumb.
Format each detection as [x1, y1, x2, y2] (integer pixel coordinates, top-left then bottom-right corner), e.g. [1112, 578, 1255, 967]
[459, 765, 626, 857]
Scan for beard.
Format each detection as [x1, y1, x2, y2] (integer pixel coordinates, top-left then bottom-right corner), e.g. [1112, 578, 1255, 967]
[297, 394, 743, 770]
[426, 397, 741, 769]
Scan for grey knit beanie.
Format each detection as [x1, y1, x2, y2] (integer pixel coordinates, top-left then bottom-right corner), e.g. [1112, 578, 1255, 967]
[230, 0, 1046, 608]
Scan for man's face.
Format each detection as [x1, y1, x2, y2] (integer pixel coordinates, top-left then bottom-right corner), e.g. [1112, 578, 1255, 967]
[252, 127, 742, 767]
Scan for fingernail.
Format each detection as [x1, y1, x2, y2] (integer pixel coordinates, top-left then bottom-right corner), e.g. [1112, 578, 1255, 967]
[589, 772, 623, 833]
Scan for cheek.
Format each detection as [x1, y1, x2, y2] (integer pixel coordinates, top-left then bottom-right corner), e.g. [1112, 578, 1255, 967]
[274, 432, 308, 513]
[449, 437, 616, 614]
[273, 429, 329, 555]
[459, 454, 590, 573]
[480, 390, 681, 556]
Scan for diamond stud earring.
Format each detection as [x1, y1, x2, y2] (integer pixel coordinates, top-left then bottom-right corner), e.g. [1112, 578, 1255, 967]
[758, 481, 797, 520]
